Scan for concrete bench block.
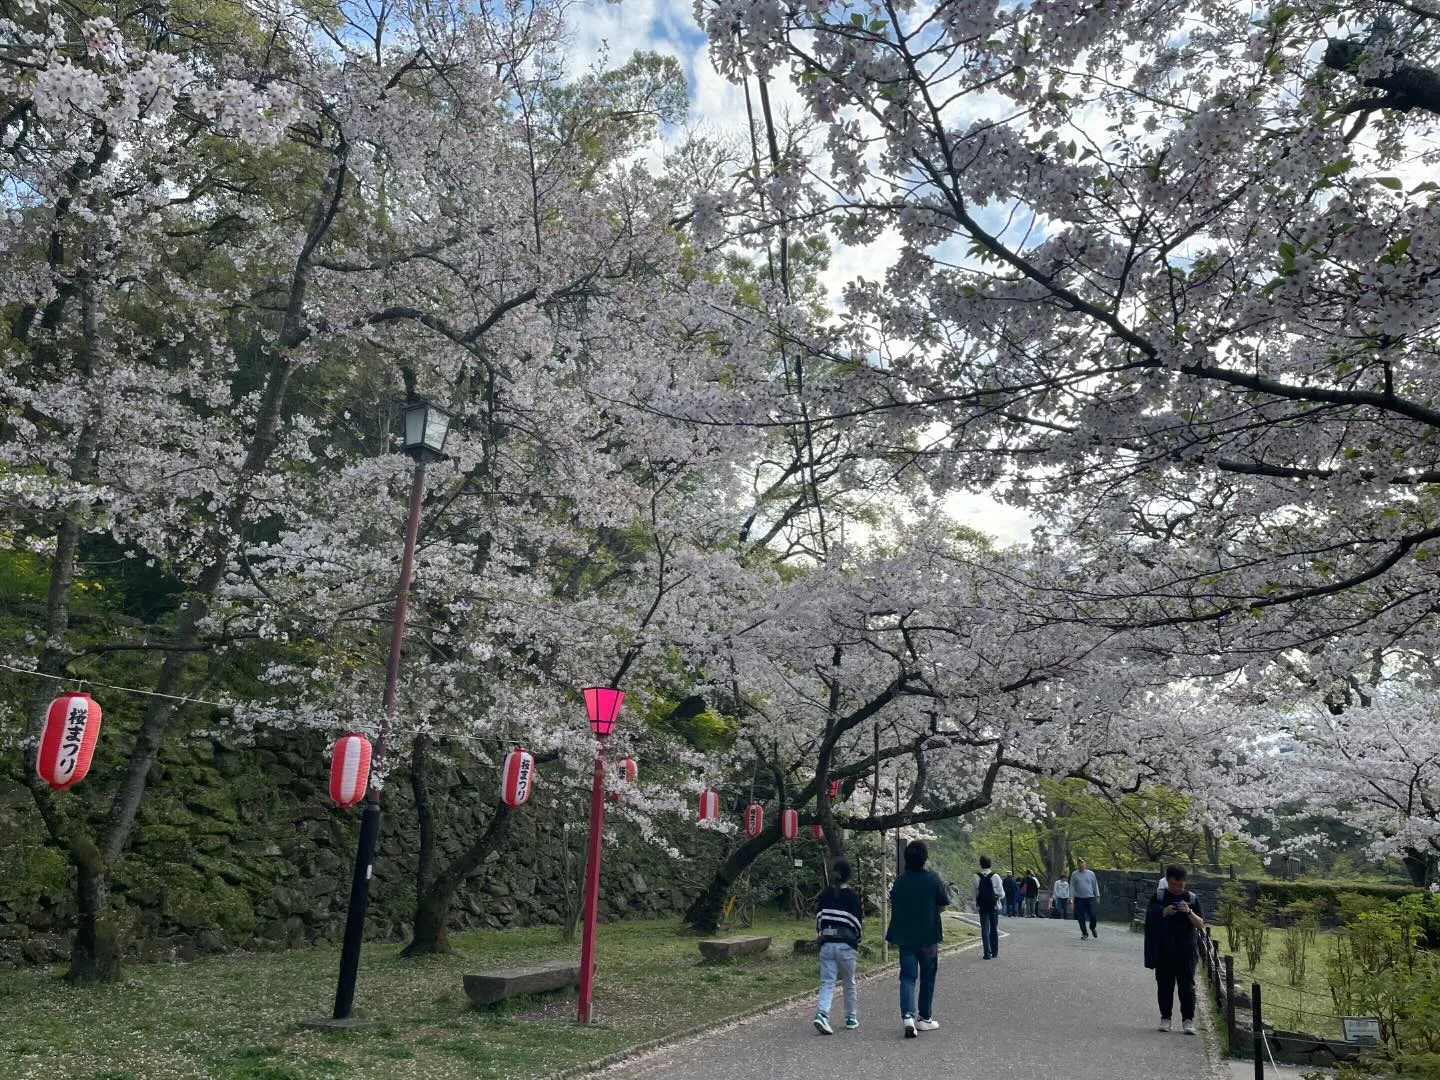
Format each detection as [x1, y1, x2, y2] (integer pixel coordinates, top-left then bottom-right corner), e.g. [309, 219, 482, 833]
[698, 935, 772, 961]
[463, 959, 580, 1007]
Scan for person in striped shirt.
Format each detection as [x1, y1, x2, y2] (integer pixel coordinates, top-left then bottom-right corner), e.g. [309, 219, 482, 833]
[813, 859, 863, 1034]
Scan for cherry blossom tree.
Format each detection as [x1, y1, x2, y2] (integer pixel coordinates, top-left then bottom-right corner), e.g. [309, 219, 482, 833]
[692, 0, 1440, 672]
[4, 0, 712, 979]
[1220, 684, 1440, 885]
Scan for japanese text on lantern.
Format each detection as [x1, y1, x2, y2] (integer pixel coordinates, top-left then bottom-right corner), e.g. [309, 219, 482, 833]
[57, 700, 88, 779]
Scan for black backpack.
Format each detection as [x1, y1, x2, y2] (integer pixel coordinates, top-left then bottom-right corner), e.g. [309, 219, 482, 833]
[976, 871, 998, 910]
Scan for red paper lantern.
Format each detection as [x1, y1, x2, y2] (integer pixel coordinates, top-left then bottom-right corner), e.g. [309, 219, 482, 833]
[744, 802, 764, 837]
[609, 757, 637, 804]
[828, 779, 842, 799]
[501, 747, 536, 808]
[811, 823, 824, 840]
[35, 692, 102, 791]
[329, 732, 372, 808]
[781, 808, 798, 840]
[698, 788, 719, 822]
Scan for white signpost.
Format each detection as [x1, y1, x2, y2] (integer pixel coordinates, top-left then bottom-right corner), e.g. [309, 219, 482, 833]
[1342, 1017, 1380, 1047]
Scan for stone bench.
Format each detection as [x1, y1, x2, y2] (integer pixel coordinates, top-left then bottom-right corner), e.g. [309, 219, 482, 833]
[463, 959, 580, 1007]
[698, 935, 772, 962]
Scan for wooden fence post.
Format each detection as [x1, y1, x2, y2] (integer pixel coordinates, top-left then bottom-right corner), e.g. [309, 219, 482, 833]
[1253, 981, 1264, 1080]
[1224, 954, 1236, 1050]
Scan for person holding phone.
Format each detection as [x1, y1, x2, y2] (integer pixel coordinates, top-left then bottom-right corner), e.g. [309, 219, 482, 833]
[1144, 864, 1206, 1034]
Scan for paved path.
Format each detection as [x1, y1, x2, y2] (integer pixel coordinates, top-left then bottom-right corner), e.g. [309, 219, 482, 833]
[615, 917, 1218, 1079]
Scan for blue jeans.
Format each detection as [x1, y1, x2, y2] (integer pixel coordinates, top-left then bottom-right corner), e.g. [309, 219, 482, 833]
[898, 946, 938, 1019]
[978, 908, 1000, 958]
[817, 942, 858, 1019]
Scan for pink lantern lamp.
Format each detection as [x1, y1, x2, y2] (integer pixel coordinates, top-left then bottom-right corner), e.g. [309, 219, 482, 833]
[583, 686, 624, 737]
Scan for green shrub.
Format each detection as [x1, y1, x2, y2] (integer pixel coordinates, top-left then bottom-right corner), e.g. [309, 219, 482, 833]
[1218, 881, 1246, 952]
[1337, 891, 1389, 924]
[1279, 904, 1319, 988]
[1237, 899, 1274, 969]
[1256, 880, 1422, 919]
[1326, 894, 1440, 1056]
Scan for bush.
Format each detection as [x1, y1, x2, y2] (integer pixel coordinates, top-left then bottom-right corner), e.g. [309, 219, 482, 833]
[1256, 881, 1422, 920]
[1218, 881, 1246, 952]
[1239, 899, 1274, 969]
[1279, 903, 1319, 988]
[1326, 894, 1440, 1057]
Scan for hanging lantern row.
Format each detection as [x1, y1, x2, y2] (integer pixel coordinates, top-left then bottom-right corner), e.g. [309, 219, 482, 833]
[829, 779, 842, 799]
[36, 692, 103, 791]
[695, 791, 834, 840]
[329, 732, 373, 808]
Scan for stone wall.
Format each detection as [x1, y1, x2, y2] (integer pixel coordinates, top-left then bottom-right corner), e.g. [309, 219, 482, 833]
[0, 732, 723, 965]
[1092, 868, 1224, 923]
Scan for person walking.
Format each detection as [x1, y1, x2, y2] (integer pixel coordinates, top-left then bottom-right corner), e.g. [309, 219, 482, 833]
[972, 855, 1003, 959]
[886, 840, 949, 1038]
[1052, 873, 1070, 919]
[1070, 858, 1101, 938]
[1001, 871, 1019, 917]
[1144, 864, 1206, 1034]
[1024, 872, 1041, 917]
[813, 858, 863, 1035]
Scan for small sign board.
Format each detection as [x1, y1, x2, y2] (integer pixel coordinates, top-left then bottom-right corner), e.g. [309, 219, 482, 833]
[793, 858, 804, 869]
[1342, 1017, 1380, 1046]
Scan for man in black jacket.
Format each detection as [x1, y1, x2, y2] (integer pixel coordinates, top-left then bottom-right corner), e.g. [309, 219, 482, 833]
[1144, 864, 1206, 1034]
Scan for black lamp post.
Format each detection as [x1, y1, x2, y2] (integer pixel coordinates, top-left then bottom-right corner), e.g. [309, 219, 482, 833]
[327, 399, 451, 1024]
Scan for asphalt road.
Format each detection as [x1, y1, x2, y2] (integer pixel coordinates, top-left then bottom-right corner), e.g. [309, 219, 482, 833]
[614, 915, 1216, 1079]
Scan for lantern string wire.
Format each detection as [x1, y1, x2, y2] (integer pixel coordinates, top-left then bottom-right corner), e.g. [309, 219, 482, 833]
[3, 662, 729, 786]
[4, 663, 863, 809]
[0, 660, 541, 752]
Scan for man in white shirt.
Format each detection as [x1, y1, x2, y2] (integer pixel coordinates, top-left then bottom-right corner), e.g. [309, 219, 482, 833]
[1052, 875, 1070, 919]
[972, 856, 1004, 959]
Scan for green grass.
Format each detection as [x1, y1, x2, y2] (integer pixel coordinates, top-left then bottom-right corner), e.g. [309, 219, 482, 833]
[1222, 927, 1342, 1039]
[0, 914, 975, 1079]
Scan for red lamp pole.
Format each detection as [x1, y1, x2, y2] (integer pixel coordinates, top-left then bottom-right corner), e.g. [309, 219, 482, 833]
[578, 687, 622, 1025]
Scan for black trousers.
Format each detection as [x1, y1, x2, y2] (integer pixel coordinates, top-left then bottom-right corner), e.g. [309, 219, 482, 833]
[1074, 896, 1097, 932]
[1155, 960, 1196, 1021]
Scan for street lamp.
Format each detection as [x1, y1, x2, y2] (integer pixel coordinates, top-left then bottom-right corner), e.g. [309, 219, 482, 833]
[327, 399, 451, 1025]
[402, 399, 452, 462]
[577, 686, 624, 1024]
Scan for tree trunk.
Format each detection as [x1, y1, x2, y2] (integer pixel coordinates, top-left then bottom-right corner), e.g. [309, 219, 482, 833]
[683, 826, 780, 934]
[404, 887, 452, 957]
[560, 820, 582, 944]
[66, 840, 120, 984]
[1401, 847, 1436, 887]
[1203, 826, 1221, 868]
[401, 802, 513, 957]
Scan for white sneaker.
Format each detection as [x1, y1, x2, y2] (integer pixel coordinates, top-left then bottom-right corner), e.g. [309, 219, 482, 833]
[1158, 1018, 1172, 1032]
[1182, 1019, 1196, 1035]
[903, 1016, 917, 1038]
[916, 1018, 941, 1031]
